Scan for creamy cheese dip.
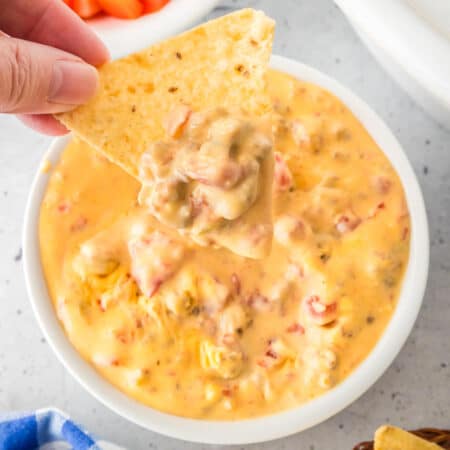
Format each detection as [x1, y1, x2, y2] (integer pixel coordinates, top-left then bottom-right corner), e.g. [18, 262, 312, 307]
[39, 70, 410, 420]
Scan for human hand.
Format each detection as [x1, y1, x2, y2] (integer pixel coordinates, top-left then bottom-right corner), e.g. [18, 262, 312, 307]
[0, 0, 109, 135]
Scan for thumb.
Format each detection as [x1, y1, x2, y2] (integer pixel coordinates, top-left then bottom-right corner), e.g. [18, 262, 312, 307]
[0, 36, 99, 114]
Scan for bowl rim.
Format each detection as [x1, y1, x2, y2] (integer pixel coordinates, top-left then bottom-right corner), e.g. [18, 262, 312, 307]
[23, 54, 429, 445]
[87, 0, 222, 59]
[334, 0, 450, 111]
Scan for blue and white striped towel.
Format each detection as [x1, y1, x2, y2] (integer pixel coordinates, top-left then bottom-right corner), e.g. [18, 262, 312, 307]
[0, 408, 125, 450]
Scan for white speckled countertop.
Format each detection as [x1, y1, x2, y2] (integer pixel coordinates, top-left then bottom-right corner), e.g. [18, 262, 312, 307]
[0, 1, 449, 448]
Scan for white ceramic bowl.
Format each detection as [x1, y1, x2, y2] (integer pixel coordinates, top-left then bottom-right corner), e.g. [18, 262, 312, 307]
[335, 0, 450, 129]
[86, 0, 221, 58]
[23, 55, 429, 445]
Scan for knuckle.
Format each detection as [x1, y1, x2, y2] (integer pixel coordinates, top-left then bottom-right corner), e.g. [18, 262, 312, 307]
[0, 40, 32, 113]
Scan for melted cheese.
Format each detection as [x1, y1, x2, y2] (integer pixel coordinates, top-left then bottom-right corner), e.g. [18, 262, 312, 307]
[138, 107, 274, 258]
[39, 70, 410, 420]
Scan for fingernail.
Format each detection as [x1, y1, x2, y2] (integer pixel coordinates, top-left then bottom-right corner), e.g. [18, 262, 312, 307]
[48, 60, 98, 105]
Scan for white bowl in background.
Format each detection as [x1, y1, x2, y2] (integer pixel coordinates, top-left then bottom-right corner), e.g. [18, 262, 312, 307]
[23, 55, 429, 444]
[335, 0, 450, 130]
[86, 0, 221, 58]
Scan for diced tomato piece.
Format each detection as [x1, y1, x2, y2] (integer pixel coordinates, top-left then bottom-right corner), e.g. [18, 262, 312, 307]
[71, 0, 102, 18]
[304, 295, 337, 326]
[70, 216, 88, 232]
[274, 152, 294, 192]
[246, 291, 271, 312]
[57, 202, 71, 213]
[128, 231, 185, 297]
[222, 387, 232, 397]
[368, 202, 385, 219]
[334, 212, 361, 234]
[230, 273, 241, 295]
[142, 0, 170, 13]
[97, 0, 143, 19]
[257, 359, 268, 368]
[402, 226, 409, 241]
[286, 323, 305, 334]
[114, 328, 135, 345]
[265, 349, 278, 359]
[63, 0, 72, 5]
[372, 175, 392, 195]
[185, 158, 243, 189]
[96, 299, 105, 312]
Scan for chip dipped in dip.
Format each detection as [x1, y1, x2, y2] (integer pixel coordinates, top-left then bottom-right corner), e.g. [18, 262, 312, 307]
[137, 107, 274, 258]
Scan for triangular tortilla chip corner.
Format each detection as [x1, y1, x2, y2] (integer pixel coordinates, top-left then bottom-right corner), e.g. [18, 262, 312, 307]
[374, 425, 442, 450]
[56, 8, 275, 179]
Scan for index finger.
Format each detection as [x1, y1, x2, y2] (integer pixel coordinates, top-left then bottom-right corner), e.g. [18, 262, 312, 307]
[0, 0, 109, 66]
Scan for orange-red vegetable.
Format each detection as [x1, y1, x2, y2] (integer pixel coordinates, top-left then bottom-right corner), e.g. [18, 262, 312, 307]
[63, 0, 171, 19]
[142, 0, 170, 13]
[72, 0, 102, 18]
[97, 0, 144, 19]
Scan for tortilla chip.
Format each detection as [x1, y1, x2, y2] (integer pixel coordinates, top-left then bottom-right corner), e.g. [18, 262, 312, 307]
[374, 426, 441, 450]
[57, 9, 275, 179]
